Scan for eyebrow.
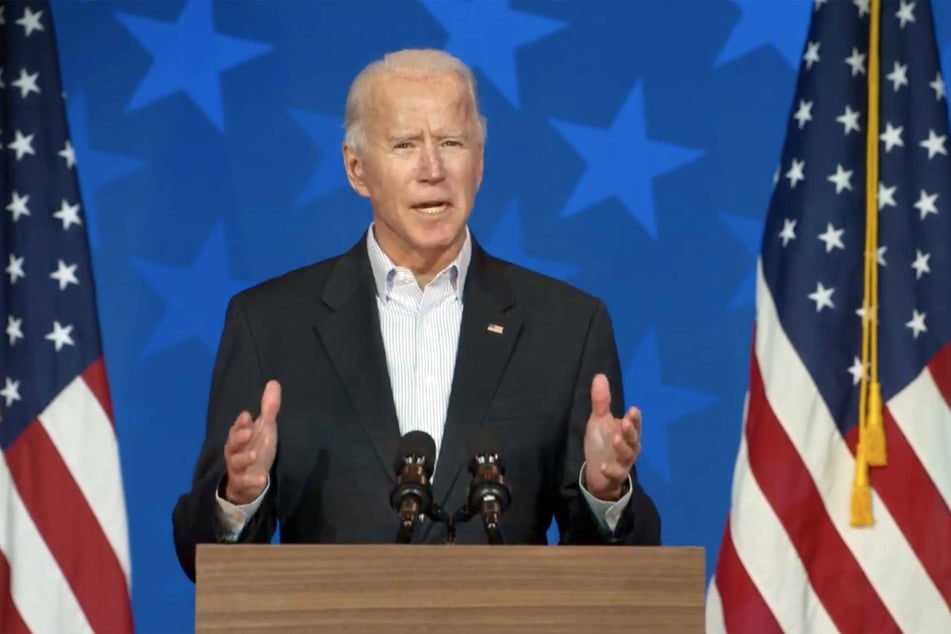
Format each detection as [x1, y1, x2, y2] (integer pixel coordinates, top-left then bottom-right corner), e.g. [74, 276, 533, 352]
[386, 130, 470, 144]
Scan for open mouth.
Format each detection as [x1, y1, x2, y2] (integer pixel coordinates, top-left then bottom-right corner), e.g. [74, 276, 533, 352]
[412, 202, 450, 215]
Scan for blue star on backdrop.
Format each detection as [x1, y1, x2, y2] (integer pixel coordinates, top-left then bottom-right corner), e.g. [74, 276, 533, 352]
[286, 108, 348, 205]
[624, 328, 718, 482]
[133, 223, 246, 355]
[484, 199, 578, 282]
[67, 93, 146, 249]
[421, 0, 566, 108]
[719, 212, 765, 310]
[551, 82, 704, 239]
[715, 0, 812, 68]
[116, 0, 272, 131]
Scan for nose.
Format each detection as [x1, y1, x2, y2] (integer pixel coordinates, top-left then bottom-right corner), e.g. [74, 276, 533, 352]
[417, 142, 446, 182]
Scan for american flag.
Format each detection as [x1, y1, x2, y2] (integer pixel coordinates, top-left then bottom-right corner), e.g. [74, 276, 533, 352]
[706, 0, 951, 631]
[0, 1, 134, 632]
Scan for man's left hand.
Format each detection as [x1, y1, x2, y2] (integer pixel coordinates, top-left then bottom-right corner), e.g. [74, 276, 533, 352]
[583, 373, 642, 501]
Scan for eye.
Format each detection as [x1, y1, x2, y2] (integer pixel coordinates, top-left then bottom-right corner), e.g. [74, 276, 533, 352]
[394, 141, 413, 150]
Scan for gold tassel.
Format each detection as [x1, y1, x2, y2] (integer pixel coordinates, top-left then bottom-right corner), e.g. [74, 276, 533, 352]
[865, 382, 887, 466]
[850, 451, 874, 527]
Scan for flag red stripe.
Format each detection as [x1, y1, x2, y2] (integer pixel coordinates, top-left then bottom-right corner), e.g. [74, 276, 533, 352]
[843, 411, 951, 610]
[929, 342, 951, 410]
[746, 354, 900, 633]
[5, 422, 133, 634]
[82, 357, 115, 424]
[713, 520, 783, 633]
[0, 550, 31, 634]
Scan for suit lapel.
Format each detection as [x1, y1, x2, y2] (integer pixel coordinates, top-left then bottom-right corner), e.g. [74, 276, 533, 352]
[431, 244, 523, 511]
[315, 237, 401, 483]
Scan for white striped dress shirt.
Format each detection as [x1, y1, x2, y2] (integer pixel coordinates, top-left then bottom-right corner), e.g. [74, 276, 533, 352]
[365, 224, 471, 471]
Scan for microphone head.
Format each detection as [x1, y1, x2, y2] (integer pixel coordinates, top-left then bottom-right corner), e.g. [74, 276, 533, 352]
[467, 427, 504, 472]
[394, 430, 437, 474]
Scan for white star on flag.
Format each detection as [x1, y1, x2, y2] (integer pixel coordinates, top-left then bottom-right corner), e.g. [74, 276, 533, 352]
[8, 129, 36, 160]
[880, 122, 904, 152]
[896, 0, 916, 28]
[45, 320, 75, 352]
[905, 309, 927, 339]
[827, 164, 853, 193]
[786, 159, 806, 188]
[779, 218, 797, 247]
[803, 41, 821, 69]
[50, 260, 79, 291]
[6, 254, 25, 284]
[818, 223, 845, 252]
[847, 356, 866, 385]
[0, 377, 22, 407]
[808, 281, 836, 312]
[914, 189, 938, 220]
[878, 182, 898, 209]
[886, 61, 909, 92]
[53, 199, 82, 230]
[793, 100, 814, 129]
[919, 129, 947, 159]
[6, 191, 30, 222]
[6, 315, 23, 346]
[845, 47, 867, 77]
[836, 105, 861, 135]
[10, 68, 40, 99]
[930, 73, 946, 101]
[15, 6, 43, 37]
[911, 249, 931, 279]
[59, 140, 76, 169]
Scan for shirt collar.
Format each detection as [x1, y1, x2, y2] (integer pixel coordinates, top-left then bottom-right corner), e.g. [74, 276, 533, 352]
[366, 223, 471, 302]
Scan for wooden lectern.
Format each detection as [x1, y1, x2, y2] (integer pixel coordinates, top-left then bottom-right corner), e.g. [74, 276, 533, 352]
[195, 544, 705, 633]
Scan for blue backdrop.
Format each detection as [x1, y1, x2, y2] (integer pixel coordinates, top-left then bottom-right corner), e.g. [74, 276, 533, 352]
[47, 0, 951, 631]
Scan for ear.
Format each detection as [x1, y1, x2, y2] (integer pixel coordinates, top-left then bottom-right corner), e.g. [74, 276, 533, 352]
[343, 143, 371, 198]
[475, 143, 485, 189]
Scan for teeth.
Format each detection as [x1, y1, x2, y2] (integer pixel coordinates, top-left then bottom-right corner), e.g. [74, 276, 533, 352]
[416, 204, 447, 215]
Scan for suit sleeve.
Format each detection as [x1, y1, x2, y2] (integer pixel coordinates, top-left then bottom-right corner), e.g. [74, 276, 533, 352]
[171, 296, 278, 582]
[556, 300, 661, 545]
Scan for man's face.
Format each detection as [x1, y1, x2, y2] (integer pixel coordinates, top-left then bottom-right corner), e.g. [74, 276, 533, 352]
[344, 72, 484, 269]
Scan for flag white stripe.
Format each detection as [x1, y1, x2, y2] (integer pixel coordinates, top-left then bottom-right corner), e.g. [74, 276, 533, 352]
[0, 451, 93, 634]
[704, 575, 726, 634]
[38, 375, 132, 586]
[887, 366, 951, 512]
[729, 431, 835, 633]
[755, 261, 951, 632]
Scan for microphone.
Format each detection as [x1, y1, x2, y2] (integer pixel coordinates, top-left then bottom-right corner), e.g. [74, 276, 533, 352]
[463, 427, 511, 545]
[390, 430, 437, 544]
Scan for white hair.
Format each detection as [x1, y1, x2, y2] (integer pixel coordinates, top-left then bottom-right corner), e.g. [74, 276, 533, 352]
[343, 48, 488, 151]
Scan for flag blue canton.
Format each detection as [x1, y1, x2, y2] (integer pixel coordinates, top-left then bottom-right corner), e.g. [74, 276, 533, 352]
[0, 0, 104, 449]
[762, 0, 951, 435]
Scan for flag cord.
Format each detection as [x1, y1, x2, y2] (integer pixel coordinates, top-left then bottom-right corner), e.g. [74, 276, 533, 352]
[852, 0, 887, 528]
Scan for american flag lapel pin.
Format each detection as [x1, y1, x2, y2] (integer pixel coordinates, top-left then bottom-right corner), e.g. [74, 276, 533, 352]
[487, 323, 504, 335]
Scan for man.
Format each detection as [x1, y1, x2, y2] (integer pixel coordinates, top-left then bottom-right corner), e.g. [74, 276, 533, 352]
[172, 49, 660, 581]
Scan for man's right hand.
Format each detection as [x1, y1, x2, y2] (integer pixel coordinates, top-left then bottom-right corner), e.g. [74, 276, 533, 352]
[223, 380, 281, 505]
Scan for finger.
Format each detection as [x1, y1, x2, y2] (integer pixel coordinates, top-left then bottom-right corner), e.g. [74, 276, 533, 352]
[626, 406, 642, 437]
[224, 412, 255, 455]
[258, 380, 282, 426]
[612, 433, 637, 464]
[227, 449, 258, 472]
[619, 414, 640, 448]
[590, 373, 611, 418]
